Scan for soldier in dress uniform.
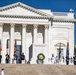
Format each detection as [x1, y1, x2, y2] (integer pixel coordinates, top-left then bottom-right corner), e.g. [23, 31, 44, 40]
[73, 55, 76, 65]
[66, 54, 69, 65]
[20, 53, 25, 64]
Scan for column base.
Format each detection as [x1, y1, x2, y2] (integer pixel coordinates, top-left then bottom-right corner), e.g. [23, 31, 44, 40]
[10, 58, 13, 64]
[30, 58, 37, 64]
[22, 60, 25, 64]
[44, 58, 50, 64]
[2, 60, 5, 64]
[13, 60, 16, 64]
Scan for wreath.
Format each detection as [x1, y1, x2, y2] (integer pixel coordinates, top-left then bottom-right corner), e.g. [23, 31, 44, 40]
[37, 53, 45, 61]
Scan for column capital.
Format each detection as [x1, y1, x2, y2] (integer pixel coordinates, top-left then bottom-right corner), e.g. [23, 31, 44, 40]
[10, 23, 15, 27]
[33, 24, 38, 28]
[0, 23, 3, 27]
[44, 25, 49, 29]
[22, 24, 27, 28]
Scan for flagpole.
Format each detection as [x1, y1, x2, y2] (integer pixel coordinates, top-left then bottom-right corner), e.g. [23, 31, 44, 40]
[6, 39, 8, 54]
[59, 42, 61, 59]
[0, 40, 2, 55]
[14, 40, 16, 55]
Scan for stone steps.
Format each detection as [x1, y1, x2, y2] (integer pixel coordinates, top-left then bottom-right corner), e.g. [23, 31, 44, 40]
[0, 64, 76, 75]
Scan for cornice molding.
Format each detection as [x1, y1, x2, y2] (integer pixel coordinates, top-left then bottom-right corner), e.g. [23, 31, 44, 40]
[0, 14, 50, 19]
[53, 18, 76, 23]
[0, 14, 76, 23]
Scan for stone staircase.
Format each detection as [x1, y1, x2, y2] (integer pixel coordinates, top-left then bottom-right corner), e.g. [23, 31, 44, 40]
[0, 64, 76, 75]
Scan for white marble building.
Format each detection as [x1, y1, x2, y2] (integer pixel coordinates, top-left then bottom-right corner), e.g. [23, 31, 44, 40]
[0, 2, 75, 64]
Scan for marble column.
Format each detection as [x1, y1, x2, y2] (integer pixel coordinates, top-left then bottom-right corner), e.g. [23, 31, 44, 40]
[10, 23, 15, 63]
[49, 21, 52, 58]
[45, 25, 49, 44]
[68, 27, 74, 58]
[0, 23, 4, 63]
[31, 24, 38, 64]
[33, 24, 38, 44]
[0, 23, 3, 54]
[44, 25, 49, 64]
[33, 24, 38, 58]
[22, 24, 26, 60]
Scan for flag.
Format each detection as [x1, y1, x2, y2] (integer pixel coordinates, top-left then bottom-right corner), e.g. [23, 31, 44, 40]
[74, 45, 76, 55]
[14, 40, 16, 54]
[0, 40, 2, 52]
[6, 39, 9, 54]
[66, 42, 69, 55]
[7, 39, 8, 49]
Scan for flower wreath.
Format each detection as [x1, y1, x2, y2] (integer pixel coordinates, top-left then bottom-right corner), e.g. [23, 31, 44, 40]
[37, 53, 45, 61]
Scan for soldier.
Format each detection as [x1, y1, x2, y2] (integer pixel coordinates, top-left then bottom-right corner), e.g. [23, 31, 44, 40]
[73, 55, 76, 65]
[20, 53, 25, 64]
[13, 54, 17, 64]
[66, 55, 69, 65]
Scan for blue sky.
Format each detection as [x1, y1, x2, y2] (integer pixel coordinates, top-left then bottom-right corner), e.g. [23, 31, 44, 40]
[0, 0, 76, 44]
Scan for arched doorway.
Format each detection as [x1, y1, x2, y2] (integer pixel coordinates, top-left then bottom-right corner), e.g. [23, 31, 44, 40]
[55, 42, 66, 59]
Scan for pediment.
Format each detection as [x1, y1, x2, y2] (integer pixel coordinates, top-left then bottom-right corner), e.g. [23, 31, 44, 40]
[0, 2, 49, 17]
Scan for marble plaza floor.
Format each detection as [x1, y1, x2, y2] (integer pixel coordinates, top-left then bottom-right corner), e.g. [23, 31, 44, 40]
[0, 64, 76, 75]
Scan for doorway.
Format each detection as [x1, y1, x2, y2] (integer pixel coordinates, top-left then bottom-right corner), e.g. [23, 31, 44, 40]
[16, 45, 22, 63]
[57, 48, 63, 59]
[55, 42, 66, 59]
[16, 45, 22, 57]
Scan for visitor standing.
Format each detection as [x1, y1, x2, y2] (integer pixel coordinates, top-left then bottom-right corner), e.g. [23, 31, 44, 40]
[1, 68, 5, 75]
[51, 54, 55, 64]
[5, 53, 10, 63]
